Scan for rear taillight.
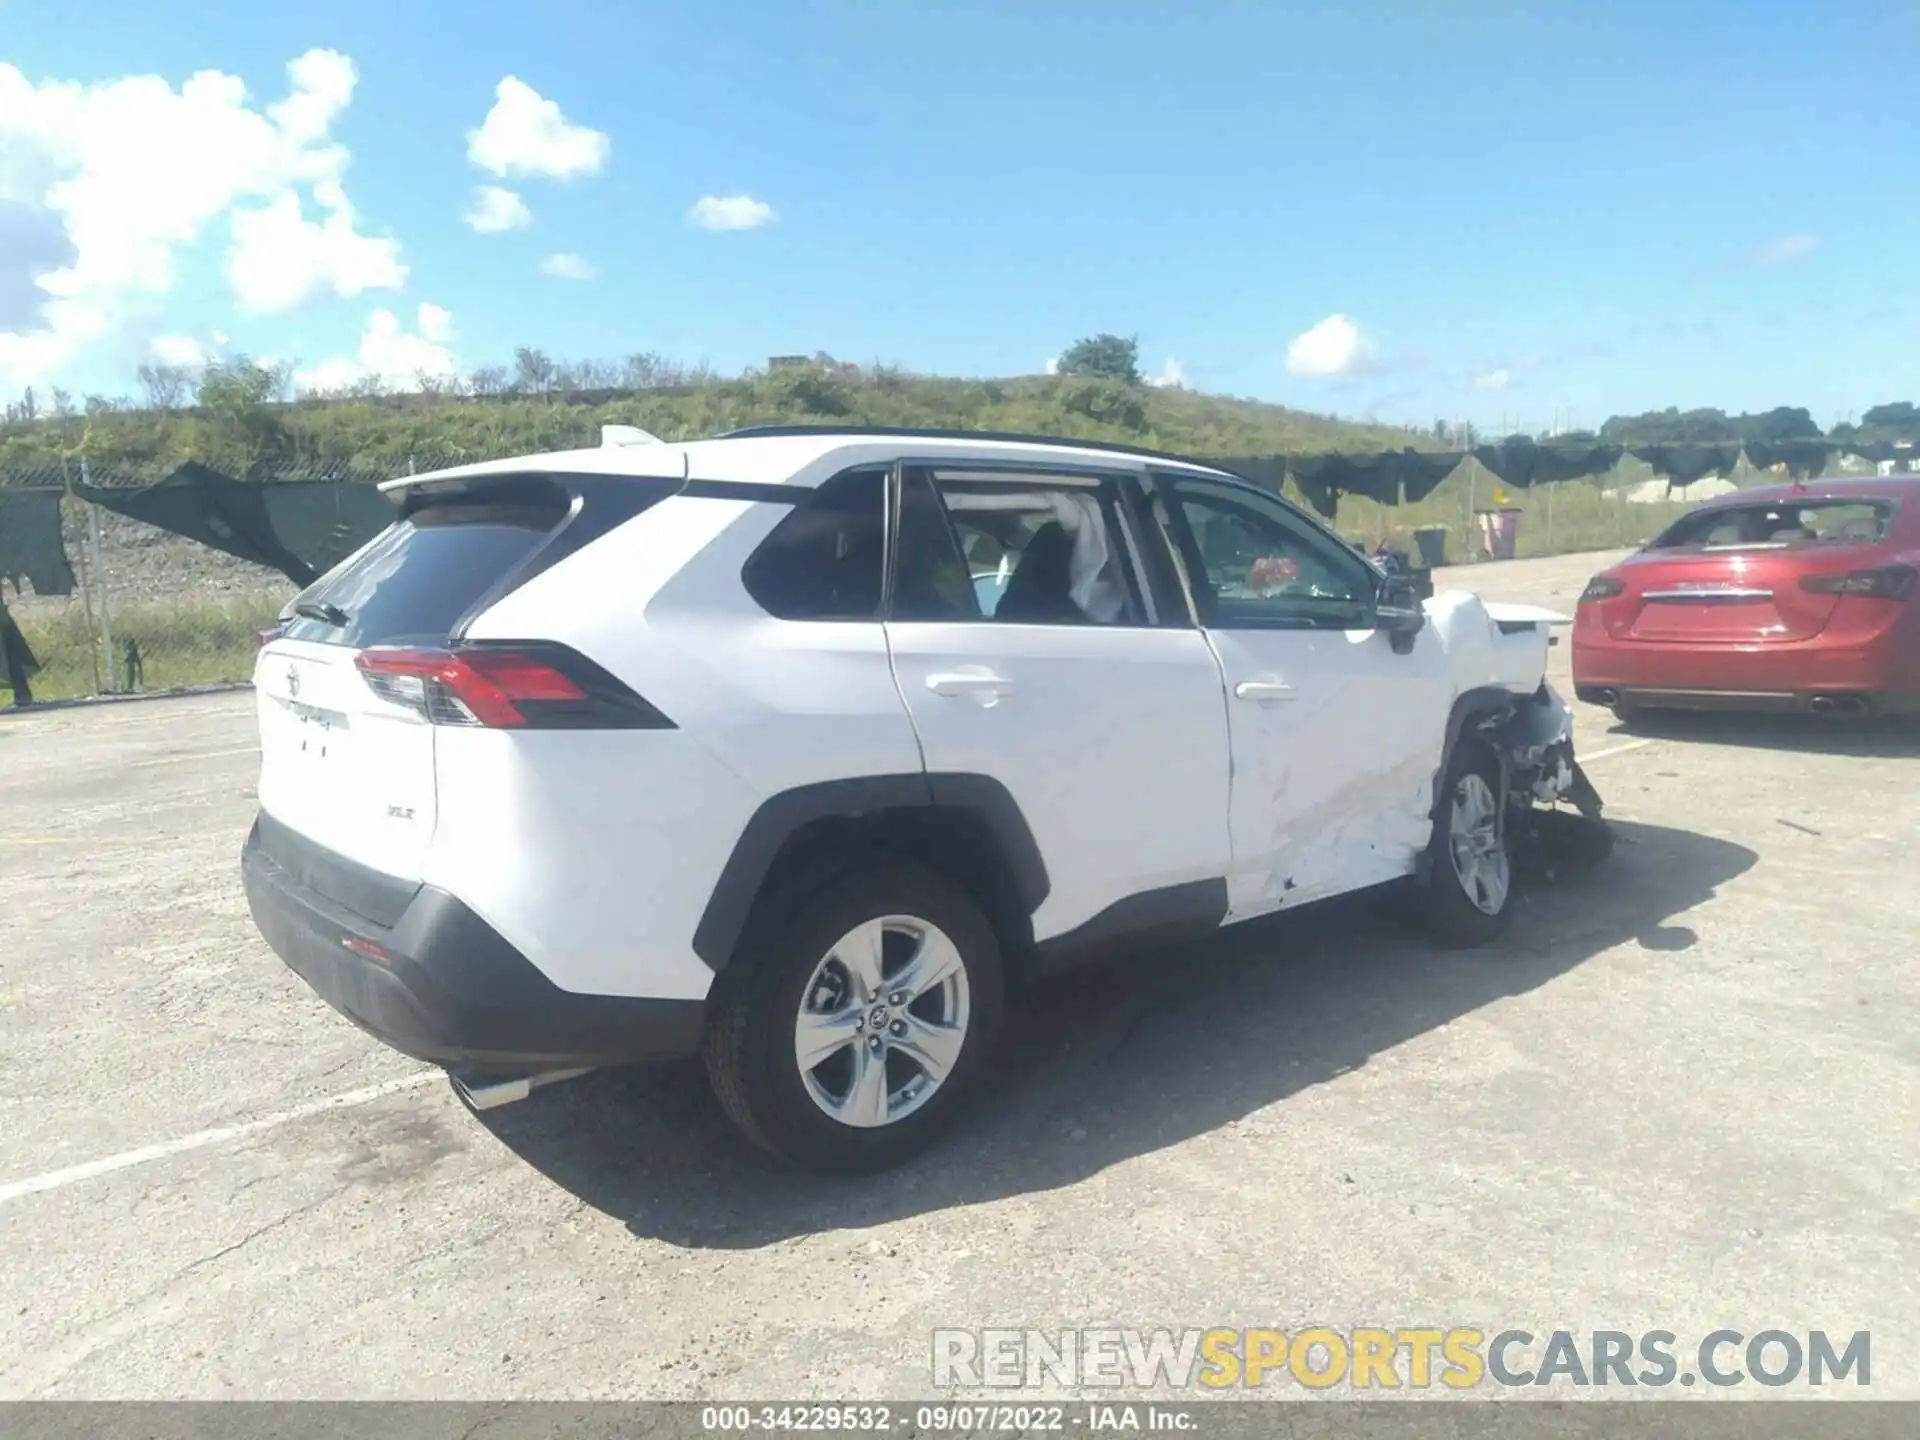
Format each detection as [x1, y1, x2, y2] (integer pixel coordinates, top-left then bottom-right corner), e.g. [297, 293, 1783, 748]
[1799, 564, 1917, 600]
[1579, 575, 1626, 603]
[256, 623, 283, 648]
[354, 643, 674, 730]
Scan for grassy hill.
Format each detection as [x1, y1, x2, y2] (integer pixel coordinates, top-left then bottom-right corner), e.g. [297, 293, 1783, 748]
[0, 368, 1428, 481]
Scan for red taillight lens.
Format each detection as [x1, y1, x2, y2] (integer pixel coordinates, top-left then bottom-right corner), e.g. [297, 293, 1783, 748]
[354, 644, 671, 730]
[256, 623, 283, 648]
[1799, 564, 1917, 600]
[1579, 575, 1626, 603]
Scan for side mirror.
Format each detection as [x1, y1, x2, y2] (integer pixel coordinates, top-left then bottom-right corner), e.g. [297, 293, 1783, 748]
[1376, 575, 1426, 654]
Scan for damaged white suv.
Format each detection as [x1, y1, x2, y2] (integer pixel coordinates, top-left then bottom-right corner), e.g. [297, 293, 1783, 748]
[243, 426, 1604, 1174]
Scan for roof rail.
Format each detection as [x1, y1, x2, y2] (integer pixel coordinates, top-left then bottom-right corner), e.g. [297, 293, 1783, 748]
[715, 424, 1235, 470]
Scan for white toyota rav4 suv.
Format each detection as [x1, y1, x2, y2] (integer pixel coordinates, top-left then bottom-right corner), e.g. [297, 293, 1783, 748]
[244, 426, 1604, 1174]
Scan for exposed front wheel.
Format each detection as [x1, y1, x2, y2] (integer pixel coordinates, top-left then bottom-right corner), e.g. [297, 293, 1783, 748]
[703, 860, 1005, 1175]
[1421, 743, 1516, 948]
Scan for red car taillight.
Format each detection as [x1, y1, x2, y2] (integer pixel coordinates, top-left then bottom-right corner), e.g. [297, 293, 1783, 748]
[1579, 575, 1626, 603]
[1799, 564, 1917, 600]
[256, 623, 284, 648]
[354, 643, 674, 730]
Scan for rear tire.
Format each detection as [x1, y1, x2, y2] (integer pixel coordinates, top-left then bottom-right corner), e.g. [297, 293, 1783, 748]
[1609, 701, 1639, 728]
[1420, 740, 1516, 948]
[702, 858, 1005, 1175]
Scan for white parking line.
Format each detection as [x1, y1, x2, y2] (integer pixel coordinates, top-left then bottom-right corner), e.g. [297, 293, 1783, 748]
[1579, 738, 1655, 764]
[0, 730, 1658, 1209]
[0, 1071, 439, 1207]
[128, 746, 260, 768]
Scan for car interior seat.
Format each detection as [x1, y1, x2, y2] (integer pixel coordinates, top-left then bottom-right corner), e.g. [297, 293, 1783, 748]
[994, 522, 1082, 623]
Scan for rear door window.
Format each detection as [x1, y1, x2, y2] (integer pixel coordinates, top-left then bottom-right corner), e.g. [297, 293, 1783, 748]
[890, 467, 1149, 625]
[1652, 500, 1894, 550]
[281, 498, 568, 647]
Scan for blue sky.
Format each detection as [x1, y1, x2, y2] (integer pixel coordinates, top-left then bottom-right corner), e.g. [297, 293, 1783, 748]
[2, 0, 1915, 430]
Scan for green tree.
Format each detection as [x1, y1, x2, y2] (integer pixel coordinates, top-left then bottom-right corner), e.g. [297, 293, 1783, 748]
[1734, 406, 1821, 443]
[195, 357, 292, 472]
[1061, 377, 1147, 431]
[513, 347, 555, 399]
[1057, 334, 1141, 384]
[1858, 402, 1920, 442]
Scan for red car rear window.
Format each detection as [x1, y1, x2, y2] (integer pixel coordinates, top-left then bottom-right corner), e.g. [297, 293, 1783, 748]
[1650, 499, 1894, 550]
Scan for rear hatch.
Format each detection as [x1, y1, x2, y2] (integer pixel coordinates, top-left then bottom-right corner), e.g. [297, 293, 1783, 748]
[1597, 497, 1895, 645]
[254, 481, 576, 888]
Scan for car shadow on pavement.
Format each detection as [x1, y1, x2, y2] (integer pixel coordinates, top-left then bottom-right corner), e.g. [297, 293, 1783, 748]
[1612, 710, 1920, 758]
[474, 818, 1755, 1248]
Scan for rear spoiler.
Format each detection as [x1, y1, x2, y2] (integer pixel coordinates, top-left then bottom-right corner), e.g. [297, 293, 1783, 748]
[377, 446, 690, 497]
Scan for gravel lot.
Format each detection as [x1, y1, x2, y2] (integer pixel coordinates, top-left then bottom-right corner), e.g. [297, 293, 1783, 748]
[1, 548, 1915, 1401]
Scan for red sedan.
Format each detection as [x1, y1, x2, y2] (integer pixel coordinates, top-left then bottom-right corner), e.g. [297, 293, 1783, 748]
[1572, 476, 1920, 720]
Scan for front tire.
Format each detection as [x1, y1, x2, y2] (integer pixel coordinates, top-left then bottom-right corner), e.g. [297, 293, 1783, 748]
[703, 859, 1005, 1175]
[1421, 741, 1516, 948]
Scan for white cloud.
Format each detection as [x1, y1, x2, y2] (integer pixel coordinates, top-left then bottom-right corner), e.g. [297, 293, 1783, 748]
[1748, 234, 1819, 267]
[1144, 357, 1187, 389]
[297, 301, 458, 393]
[464, 185, 531, 233]
[1044, 356, 1060, 376]
[416, 303, 452, 345]
[149, 333, 205, 366]
[1472, 368, 1512, 391]
[540, 251, 595, 280]
[688, 194, 776, 231]
[228, 190, 406, 313]
[467, 78, 608, 180]
[1285, 314, 1373, 377]
[268, 49, 356, 143]
[0, 48, 404, 385]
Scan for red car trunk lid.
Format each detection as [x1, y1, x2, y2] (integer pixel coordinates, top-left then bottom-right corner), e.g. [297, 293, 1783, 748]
[1599, 496, 1897, 645]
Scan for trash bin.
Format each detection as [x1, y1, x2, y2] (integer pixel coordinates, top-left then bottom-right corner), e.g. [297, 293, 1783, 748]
[1477, 508, 1523, 562]
[1413, 526, 1448, 568]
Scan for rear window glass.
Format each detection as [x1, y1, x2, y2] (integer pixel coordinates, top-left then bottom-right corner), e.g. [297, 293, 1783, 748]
[741, 468, 887, 620]
[281, 502, 564, 647]
[1650, 500, 1894, 550]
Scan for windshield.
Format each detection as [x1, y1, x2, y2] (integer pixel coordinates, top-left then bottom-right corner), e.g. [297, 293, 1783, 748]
[1649, 499, 1894, 551]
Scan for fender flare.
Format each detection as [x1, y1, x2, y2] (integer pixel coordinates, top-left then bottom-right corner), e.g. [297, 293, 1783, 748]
[689, 772, 1050, 972]
[1420, 686, 1524, 878]
[1436, 685, 1523, 797]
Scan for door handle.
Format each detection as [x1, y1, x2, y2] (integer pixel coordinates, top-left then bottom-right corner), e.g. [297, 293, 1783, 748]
[926, 670, 1014, 700]
[1234, 679, 1296, 703]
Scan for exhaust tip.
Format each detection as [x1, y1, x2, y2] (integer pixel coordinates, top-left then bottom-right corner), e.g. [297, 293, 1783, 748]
[448, 1066, 594, 1112]
[1592, 687, 1618, 705]
[1809, 694, 1870, 717]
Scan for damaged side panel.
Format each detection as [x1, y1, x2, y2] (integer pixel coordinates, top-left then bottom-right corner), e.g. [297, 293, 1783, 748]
[1210, 620, 1455, 920]
[1213, 590, 1608, 925]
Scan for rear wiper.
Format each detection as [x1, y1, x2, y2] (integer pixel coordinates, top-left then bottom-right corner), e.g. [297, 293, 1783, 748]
[292, 600, 350, 627]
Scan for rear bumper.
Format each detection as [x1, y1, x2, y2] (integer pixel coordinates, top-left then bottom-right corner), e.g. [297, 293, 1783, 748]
[1572, 623, 1920, 715]
[242, 816, 704, 1071]
[1573, 684, 1920, 717]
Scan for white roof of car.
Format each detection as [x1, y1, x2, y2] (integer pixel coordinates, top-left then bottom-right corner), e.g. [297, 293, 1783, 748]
[381, 430, 1239, 493]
